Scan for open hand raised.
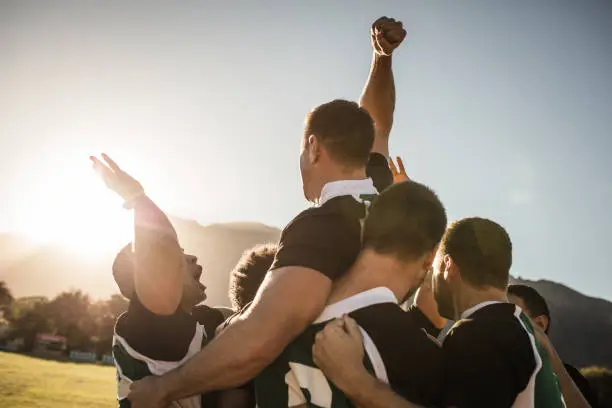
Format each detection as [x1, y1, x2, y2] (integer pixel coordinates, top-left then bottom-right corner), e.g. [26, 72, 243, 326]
[389, 156, 410, 184]
[90, 153, 144, 207]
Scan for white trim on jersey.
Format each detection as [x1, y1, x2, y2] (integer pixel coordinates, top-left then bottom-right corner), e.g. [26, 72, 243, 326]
[113, 323, 207, 408]
[512, 304, 546, 408]
[318, 178, 377, 206]
[460, 300, 504, 319]
[314, 287, 398, 324]
[313, 287, 397, 384]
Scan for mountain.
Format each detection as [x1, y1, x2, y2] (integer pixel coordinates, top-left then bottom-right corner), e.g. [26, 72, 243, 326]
[510, 276, 612, 369]
[1, 223, 611, 368]
[0, 218, 280, 306]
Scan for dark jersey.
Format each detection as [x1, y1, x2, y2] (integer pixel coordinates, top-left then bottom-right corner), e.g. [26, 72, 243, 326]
[113, 296, 224, 408]
[442, 302, 565, 408]
[255, 287, 443, 408]
[270, 178, 378, 281]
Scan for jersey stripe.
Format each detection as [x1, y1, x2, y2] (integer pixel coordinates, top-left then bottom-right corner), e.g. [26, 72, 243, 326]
[512, 305, 543, 408]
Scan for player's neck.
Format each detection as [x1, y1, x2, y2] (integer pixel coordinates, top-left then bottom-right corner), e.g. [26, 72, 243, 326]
[329, 250, 417, 305]
[455, 285, 508, 320]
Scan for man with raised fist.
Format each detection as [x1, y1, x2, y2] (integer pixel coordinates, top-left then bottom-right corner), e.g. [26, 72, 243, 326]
[127, 17, 408, 408]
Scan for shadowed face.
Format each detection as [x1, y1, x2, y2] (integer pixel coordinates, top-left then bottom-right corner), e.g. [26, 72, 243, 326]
[432, 249, 455, 320]
[180, 252, 207, 308]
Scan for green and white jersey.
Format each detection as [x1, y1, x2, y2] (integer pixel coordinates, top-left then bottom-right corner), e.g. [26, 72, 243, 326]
[112, 296, 224, 408]
[255, 287, 444, 408]
[442, 301, 565, 408]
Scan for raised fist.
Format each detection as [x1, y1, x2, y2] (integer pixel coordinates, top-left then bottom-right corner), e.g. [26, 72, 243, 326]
[371, 16, 406, 57]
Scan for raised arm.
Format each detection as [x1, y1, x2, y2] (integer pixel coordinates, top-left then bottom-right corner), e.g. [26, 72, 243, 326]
[91, 154, 183, 315]
[359, 17, 406, 158]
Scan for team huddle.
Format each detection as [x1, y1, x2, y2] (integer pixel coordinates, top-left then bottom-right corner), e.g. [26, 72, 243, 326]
[91, 17, 593, 408]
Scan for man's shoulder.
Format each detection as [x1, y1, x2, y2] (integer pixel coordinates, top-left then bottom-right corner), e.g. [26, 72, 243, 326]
[353, 303, 439, 348]
[446, 304, 534, 357]
[287, 196, 368, 227]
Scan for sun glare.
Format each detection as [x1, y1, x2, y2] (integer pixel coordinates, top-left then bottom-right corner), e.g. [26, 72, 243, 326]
[13, 152, 136, 256]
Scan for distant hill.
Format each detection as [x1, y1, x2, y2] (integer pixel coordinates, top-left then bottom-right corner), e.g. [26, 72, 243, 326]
[0, 217, 280, 306]
[1, 221, 611, 368]
[510, 276, 612, 369]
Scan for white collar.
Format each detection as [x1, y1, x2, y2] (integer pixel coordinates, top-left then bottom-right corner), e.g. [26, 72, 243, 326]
[318, 178, 377, 206]
[460, 300, 505, 319]
[314, 287, 398, 324]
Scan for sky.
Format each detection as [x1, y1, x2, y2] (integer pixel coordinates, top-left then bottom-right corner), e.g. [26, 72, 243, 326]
[1, 0, 611, 300]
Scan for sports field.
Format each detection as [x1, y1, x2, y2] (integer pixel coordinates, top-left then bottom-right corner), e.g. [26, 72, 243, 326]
[0, 351, 115, 408]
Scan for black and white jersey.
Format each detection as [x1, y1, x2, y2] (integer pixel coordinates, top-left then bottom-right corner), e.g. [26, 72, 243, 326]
[255, 287, 443, 407]
[113, 295, 225, 408]
[442, 302, 565, 408]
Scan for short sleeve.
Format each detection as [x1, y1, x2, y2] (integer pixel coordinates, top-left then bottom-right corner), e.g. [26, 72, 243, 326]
[270, 210, 361, 280]
[367, 152, 393, 193]
[116, 295, 197, 362]
[442, 322, 536, 408]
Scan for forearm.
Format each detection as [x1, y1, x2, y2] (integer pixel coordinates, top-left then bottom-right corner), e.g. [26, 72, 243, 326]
[547, 348, 591, 408]
[162, 315, 279, 400]
[413, 285, 446, 330]
[341, 369, 422, 408]
[133, 196, 183, 313]
[359, 53, 395, 156]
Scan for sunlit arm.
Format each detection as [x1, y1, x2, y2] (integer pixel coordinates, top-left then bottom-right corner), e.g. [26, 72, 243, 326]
[359, 54, 395, 157]
[413, 277, 447, 330]
[546, 344, 592, 408]
[132, 196, 183, 315]
[160, 267, 332, 400]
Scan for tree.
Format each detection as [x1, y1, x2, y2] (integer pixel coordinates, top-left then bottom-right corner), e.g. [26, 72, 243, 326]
[0, 281, 13, 312]
[582, 366, 612, 408]
[9, 299, 51, 351]
[45, 290, 95, 351]
[90, 294, 128, 357]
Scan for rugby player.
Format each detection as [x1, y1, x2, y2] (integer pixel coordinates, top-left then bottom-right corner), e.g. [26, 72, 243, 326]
[127, 16, 407, 408]
[313, 218, 569, 408]
[508, 284, 597, 407]
[92, 154, 226, 408]
[255, 180, 447, 407]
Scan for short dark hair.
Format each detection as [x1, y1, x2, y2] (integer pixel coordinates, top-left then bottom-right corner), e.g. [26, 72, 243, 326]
[439, 217, 512, 290]
[228, 244, 278, 310]
[304, 99, 374, 168]
[507, 284, 551, 324]
[362, 181, 447, 261]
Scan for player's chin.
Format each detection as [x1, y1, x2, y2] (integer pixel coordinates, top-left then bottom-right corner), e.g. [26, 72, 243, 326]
[196, 283, 207, 302]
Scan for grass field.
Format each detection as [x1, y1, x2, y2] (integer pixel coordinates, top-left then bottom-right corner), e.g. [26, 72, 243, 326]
[0, 351, 116, 408]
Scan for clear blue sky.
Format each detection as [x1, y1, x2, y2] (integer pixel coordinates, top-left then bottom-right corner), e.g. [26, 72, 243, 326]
[1, 0, 611, 300]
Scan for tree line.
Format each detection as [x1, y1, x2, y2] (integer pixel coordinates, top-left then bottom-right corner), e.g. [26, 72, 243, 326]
[0, 280, 127, 357]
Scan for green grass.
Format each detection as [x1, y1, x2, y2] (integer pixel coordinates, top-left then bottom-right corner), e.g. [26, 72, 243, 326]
[0, 351, 116, 408]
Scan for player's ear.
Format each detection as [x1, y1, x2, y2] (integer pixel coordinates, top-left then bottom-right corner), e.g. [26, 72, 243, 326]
[443, 255, 457, 281]
[533, 314, 550, 333]
[308, 134, 321, 164]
